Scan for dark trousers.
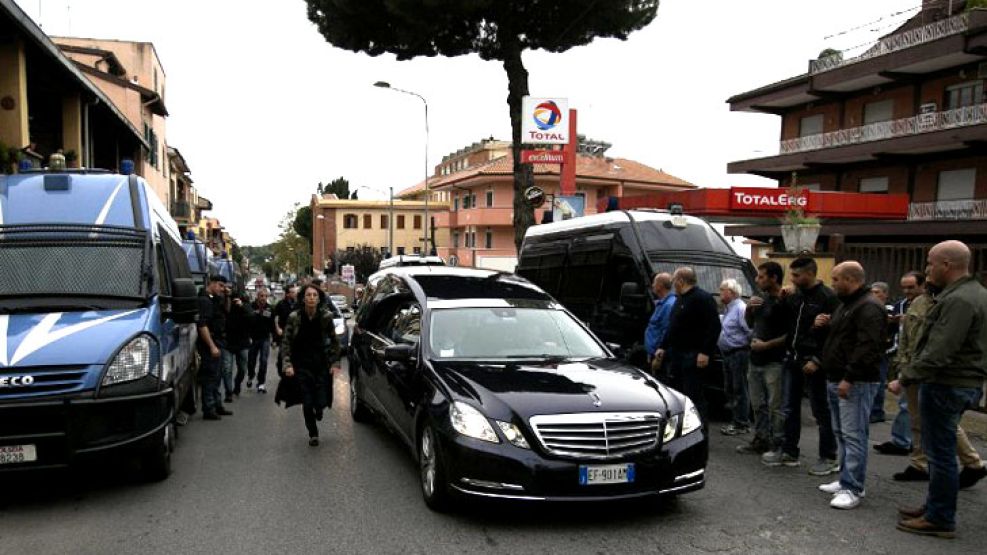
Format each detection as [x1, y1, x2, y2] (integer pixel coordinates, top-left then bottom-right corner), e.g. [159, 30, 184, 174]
[723, 349, 751, 427]
[248, 338, 272, 386]
[782, 359, 837, 460]
[871, 356, 889, 420]
[298, 367, 331, 438]
[665, 350, 706, 421]
[232, 347, 250, 393]
[921, 384, 983, 529]
[198, 352, 223, 415]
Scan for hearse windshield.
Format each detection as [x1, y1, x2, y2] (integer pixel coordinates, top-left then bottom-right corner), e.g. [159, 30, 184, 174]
[429, 307, 606, 360]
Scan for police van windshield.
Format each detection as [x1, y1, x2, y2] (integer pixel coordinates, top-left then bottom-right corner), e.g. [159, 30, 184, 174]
[0, 225, 148, 312]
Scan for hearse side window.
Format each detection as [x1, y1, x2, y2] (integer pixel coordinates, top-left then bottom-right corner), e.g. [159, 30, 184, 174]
[516, 242, 566, 297]
[384, 303, 421, 345]
[650, 262, 753, 299]
[556, 236, 611, 317]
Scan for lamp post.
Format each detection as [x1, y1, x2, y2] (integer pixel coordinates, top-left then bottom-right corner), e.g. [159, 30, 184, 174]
[316, 213, 327, 274]
[374, 81, 430, 254]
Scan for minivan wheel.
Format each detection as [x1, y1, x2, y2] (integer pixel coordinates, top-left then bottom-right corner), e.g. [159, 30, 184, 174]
[141, 422, 174, 482]
[419, 423, 451, 511]
[349, 365, 371, 423]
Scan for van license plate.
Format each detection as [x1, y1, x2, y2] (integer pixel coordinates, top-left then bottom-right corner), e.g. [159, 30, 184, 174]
[579, 463, 635, 485]
[0, 444, 37, 465]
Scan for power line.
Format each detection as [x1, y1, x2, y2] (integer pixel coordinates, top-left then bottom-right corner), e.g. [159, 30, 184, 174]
[823, 4, 920, 40]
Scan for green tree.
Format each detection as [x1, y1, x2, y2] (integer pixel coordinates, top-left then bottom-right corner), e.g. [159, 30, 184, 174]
[318, 176, 351, 199]
[294, 205, 314, 254]
[273, 205, 312, 278]
[305, 0, 660, 249]
[335, 245, 384, 284]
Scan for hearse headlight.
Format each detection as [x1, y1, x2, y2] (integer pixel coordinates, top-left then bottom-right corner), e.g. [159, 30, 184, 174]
[495, 420, 530, 449]
[681, 397, 703, 436]
[103, 335, 158, 386]
[450, 402, 499, 443]
[662, 414, 680, 443]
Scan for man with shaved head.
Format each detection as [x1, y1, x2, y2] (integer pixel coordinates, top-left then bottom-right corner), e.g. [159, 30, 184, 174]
[897, 241, 987, 538]
[814, 261, 887, 510]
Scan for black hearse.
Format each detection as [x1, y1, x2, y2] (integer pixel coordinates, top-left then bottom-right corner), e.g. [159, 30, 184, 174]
[348, 266, 707, 510]
[517, 210, 757, 388]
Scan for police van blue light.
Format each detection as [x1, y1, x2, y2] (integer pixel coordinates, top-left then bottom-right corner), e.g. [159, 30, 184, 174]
[0, 169, 199, 480]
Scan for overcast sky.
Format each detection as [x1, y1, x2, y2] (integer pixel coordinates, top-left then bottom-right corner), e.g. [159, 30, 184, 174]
[16, 0, 921, 246]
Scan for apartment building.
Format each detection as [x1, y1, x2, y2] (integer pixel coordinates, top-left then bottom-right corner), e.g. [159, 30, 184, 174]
[54, 37, 169, 203]
[311, 195, 450, 272]
[398, 137, 695, 270]
[726, 0, 987, 287]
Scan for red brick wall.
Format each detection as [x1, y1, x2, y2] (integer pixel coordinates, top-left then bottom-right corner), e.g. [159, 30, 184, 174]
[913, 156, 987, 202]
[843, 84, 914, 127]
[781, 103, 841, 140]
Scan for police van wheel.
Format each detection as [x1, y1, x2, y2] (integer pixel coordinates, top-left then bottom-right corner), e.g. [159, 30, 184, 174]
[141, 422, 174, 482]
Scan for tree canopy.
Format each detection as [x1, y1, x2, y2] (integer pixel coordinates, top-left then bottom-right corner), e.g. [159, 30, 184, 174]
[317, 176, 353, 199]
[305, 0, 660, 249]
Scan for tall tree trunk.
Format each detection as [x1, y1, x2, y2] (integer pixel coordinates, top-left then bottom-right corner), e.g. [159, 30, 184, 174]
[502, 44, 536, 253]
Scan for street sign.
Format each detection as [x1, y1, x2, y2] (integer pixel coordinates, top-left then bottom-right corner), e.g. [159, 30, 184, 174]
[524, 186, 546, 208]
[341, 264, 356, 285]
[521, 97, 569, 144]
[521, 149, 564, 164]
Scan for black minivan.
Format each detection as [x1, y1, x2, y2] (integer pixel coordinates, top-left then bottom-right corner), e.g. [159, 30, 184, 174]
[517, 209, 756, 371]
[348, 266, 707, 510]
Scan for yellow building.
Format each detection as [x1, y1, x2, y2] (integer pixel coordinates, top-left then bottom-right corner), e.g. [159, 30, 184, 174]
[311, 195, 449, 272]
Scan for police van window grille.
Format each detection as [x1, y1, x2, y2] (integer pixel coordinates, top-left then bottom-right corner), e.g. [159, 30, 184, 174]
[650, 262, 752, 298]
[0, 242, 145, 298]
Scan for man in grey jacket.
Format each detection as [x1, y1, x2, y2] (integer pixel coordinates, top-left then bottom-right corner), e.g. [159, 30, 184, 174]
[897, 241, 987, 539]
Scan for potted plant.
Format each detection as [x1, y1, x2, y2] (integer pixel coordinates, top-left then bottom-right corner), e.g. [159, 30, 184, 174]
[780, 172, 821, 253]
[64, 149, 78, 168]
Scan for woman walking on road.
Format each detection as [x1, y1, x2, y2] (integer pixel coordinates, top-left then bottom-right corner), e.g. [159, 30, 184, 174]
[278, 284, 340, 446]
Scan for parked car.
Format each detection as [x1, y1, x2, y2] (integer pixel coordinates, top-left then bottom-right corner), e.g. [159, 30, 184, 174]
[348, 266, 707, 510]
[330, 294, 353, 319]
[378, 254, 445, 270]
[0, 169, 200, 481]
[325, 299, 350, 353]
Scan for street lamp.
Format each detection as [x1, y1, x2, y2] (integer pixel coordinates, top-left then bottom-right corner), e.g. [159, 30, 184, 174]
[374, 80, 430, 254]
[316, 213, 327, 274]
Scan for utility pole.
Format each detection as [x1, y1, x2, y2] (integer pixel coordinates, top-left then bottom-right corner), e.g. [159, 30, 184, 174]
[389, 186, 395, 257]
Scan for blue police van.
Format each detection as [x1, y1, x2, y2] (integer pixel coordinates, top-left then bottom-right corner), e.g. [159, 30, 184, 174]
[0, 169, 199, 480]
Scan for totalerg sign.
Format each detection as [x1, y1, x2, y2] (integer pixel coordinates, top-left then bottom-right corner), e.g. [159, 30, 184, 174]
[730, 187, 808, 211]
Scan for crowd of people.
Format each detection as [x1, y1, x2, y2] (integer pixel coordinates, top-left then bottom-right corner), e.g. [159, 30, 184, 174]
[645, 239, 987, 539]
[192, 276, 341, 446]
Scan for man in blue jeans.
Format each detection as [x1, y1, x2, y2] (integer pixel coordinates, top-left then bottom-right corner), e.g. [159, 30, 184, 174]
[762, 257, 839, 476]
[814, 262, 886, 510]
[247, 288, 277, 393]
[897, 241, 987, 539]
[717, 278, 751, 436]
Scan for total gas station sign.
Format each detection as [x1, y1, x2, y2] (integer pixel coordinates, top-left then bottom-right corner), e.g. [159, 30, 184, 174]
[730, 187, 808, 211]
[521, 97, 569, 144]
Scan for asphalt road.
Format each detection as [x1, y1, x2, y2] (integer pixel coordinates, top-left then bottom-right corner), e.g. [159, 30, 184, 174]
[1, 359, 985, 555]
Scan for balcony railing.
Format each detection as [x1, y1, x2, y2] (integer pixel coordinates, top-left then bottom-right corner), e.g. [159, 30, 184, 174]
[810, 12, 969, 74]
[908, 199, 987, 221]
[170, 200, 192, 220]
[780, 103, 987, 154]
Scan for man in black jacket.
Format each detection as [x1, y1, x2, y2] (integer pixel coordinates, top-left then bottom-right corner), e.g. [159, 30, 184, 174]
[273, 285, 298, 377]
[763, 257, 840, 475]
[655, 267, 721, 421]
[246, 288, 277, 393]
[815, 261, 886, 510]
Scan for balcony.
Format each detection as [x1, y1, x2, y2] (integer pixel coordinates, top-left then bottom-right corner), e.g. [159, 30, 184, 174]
[908, 199, 987, 221]
[170, 200, 192, 222]
[435, 207, 514, 228]
[810, 12, 970, 74]
[781, 103, 987, 154]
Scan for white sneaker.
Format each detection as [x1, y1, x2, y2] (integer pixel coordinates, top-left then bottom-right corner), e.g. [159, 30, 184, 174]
[830, 490, 862, 509]
[257, 384, 267, 393]
[818, 480, 842, 494]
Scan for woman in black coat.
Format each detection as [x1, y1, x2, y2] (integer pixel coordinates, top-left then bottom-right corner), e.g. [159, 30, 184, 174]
[278, 284, 340, 445]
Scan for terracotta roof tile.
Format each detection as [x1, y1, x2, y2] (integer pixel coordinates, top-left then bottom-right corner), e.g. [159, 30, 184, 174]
[396, 153, 694, 198]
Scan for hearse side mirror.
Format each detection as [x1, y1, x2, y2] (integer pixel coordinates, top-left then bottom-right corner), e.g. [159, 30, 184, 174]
[619, 281, 647, 311]
[384, 343, 417, 364]
[164, 277, 199, 325]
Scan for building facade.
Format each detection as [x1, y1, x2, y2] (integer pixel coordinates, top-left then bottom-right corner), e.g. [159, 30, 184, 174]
[0, 0, 144, 174]
[55, 37, 170, 204]
[311, 196, 450, 272]
[726, 1, 987, 290]
[397, 138, 696, 270]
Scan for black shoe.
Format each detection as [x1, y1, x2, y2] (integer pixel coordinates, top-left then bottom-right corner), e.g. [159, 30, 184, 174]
[175, 413, 190, 426]
[736, 439, 771, 454]
[216, 407, 233, 416]
[893, 466, 930, 482]
[959, 464, 987, 489]
[874, 441, 911, 456]
[203, 412, 221, 421]
[224, 394, 234, 404]
[309, 437, 319, 447]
